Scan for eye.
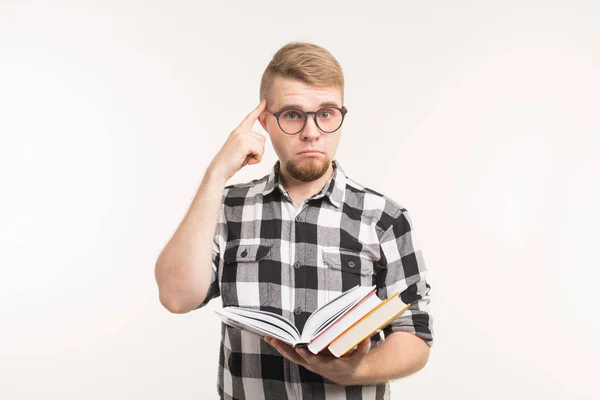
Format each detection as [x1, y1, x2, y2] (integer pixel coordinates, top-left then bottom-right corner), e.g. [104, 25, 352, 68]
[281, 110, 304, 120]
[318, 108, 334, 119]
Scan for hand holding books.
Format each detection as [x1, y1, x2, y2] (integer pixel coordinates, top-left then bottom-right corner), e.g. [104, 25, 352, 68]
[265, 335, 373, 386]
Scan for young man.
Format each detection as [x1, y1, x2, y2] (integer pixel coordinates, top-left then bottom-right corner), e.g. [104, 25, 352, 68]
[155, 42, 434, 400]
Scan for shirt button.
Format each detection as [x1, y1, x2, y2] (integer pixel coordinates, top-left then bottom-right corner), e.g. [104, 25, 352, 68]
[294, 307, 302, 316]
[293, 261, 301, 269]
[295, 216, 301, 222]
[348, 260, 356, 268]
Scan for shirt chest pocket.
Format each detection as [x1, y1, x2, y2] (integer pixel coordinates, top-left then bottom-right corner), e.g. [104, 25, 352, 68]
[221, 240, 274, 308]
[321, 249, 377, 303]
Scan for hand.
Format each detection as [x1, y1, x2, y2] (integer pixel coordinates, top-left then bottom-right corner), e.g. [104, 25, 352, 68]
[264, 336, 372, 386]
[207, 99, 268, 181]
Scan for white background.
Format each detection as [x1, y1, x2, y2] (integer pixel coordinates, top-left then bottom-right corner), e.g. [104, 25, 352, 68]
[1, 1, 599, 399]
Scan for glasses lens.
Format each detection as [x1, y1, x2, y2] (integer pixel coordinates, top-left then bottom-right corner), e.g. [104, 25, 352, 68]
[279, 109, 306, 134]
[315, 107, 343, 133]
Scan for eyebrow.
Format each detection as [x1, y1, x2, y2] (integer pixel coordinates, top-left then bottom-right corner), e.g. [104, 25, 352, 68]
[278, 101, 340, 110]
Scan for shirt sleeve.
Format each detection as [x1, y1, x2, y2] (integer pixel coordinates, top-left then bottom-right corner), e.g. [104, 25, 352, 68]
[193, 200, 228, 310]
[377, 209, 434, 346]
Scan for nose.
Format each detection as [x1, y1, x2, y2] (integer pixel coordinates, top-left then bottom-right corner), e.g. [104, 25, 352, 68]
[299, 115, 321, 141]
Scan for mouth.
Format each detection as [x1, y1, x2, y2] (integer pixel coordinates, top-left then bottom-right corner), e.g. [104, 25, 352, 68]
[298, 150, 324, 155]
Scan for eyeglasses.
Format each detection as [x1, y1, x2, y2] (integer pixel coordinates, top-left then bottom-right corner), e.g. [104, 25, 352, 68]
[265, 106, 348, 135]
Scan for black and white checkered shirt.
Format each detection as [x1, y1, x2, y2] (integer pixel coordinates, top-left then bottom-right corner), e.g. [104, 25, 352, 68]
[196, 159, 433, 400]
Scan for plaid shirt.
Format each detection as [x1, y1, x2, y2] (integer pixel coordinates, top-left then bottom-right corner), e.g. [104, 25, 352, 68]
[196, 159, 433, 400]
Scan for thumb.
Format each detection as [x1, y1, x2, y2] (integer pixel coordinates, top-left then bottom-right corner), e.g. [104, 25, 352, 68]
[354, 337, 371, 356]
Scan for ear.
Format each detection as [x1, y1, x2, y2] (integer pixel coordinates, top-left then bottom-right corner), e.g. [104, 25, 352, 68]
[258, 112, 268, 132]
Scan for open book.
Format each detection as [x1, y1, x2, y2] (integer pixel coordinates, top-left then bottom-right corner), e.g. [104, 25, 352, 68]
[214, 285, 411, 357]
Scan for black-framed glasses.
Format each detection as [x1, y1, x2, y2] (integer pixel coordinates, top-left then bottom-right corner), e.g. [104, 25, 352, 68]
[265, 106, 348, 135]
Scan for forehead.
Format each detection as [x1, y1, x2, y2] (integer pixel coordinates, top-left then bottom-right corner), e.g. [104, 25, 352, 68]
[269, 77, 342, 110]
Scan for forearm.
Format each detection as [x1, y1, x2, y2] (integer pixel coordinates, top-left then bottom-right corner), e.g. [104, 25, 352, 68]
[155, 168, 227, 313]
[352, 332, 430, 385]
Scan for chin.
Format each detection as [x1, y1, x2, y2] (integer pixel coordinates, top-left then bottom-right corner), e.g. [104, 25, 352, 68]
[285, 156, 331, 182]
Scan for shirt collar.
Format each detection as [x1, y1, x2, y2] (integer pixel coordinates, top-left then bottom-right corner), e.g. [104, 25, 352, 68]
[262, 159, 346, 208]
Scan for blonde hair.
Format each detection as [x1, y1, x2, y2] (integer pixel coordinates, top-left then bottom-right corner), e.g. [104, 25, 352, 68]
[259, 41, 344, 104]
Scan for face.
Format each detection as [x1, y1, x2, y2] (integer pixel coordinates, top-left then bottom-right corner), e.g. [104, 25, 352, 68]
[258, 77, 346, 183]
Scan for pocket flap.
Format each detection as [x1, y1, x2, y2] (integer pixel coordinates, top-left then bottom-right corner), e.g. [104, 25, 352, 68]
[223, 240, 273, 264]
[322, 250, 374, 276]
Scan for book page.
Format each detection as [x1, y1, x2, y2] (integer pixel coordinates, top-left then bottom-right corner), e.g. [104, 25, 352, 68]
[300, 285, 376, 343]
[224, 307, 300, 338]
[214, 308, 299, 345]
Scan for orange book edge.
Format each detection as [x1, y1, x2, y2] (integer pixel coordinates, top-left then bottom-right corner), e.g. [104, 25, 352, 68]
[330, 291, 411, 357]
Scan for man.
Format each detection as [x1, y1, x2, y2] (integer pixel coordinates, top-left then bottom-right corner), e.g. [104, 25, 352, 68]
[155, 42, 434, 400]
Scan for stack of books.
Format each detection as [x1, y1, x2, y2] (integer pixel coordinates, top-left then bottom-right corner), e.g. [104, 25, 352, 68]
[214, 285, 411, 357]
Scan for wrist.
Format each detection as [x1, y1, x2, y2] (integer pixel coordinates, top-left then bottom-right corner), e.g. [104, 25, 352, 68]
[204, 166, 228, 186]
[353, 357, 373, 386]
[337, 357, 373, 387]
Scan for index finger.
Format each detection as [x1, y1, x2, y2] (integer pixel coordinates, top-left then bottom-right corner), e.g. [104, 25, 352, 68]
[237, 98, 267, 131]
